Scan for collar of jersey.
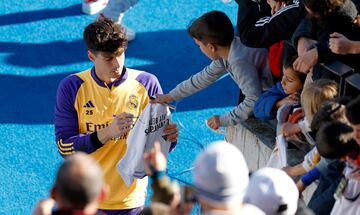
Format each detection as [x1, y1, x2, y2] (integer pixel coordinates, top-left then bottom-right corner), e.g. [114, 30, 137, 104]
[90, 66, 128, 88]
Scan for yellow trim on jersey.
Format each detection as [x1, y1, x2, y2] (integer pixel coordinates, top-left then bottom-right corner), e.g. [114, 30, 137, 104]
[57, 139, 75, 156]
[58, 139, 74, 147]
[58, 150, 75, 156]
[57, 142, 74, 151]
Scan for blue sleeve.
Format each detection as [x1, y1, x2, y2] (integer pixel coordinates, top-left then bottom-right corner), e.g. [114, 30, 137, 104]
[301, 166, 321, 186]
[54, 75, 103, 157]
[254, 82, 287, 120]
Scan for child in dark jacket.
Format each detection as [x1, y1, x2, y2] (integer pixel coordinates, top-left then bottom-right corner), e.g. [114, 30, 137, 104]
[254, 44, 306, 120]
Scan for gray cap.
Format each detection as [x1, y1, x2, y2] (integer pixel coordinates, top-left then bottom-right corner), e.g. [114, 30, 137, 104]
[192, 141, 249, 206]
[244, 168, 299, 215]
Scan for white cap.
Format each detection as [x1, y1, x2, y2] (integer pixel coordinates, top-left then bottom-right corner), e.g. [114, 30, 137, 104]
[244, 168, 299, 215]
[192, 141, 249, 206]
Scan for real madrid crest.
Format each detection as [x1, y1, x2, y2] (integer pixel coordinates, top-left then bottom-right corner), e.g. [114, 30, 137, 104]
[127, 95, 138, 110]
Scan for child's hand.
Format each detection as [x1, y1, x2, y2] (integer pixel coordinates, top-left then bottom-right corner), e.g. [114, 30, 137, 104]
[151, 94, 173, 104]
[143, 142, 167, 176]
[276, 94, 300, 108]
[281, 122, 301, 137]
[207, 115, 221, 130]
[296, 180, 306, 194]
[282, 164, 306, 177]
[282, 166, 294, 176]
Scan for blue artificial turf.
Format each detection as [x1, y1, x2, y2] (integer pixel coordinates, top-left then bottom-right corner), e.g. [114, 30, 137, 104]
[0, 0, 239, 213]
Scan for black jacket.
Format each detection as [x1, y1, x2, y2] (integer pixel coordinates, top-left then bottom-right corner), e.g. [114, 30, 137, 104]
[236, 0, 305, 48]
[292, 0, 360, 76]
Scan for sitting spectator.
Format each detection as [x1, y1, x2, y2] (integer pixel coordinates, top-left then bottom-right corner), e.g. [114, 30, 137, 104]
[281, 79, 338, 145]
[244, 167, 299, 215]
[254, 43, 306, 120]
[281, 80, 338, 176]
[295, 100, 350, 193]
[32, 152, 109, 215]
[308, 121, 359, 215]
[329, 95, 360, 215]
[153, 10, 272, 131]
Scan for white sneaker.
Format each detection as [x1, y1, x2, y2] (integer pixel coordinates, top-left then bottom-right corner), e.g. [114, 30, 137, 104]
[106, 13, 136, 41]
[82, 0, 109, 15]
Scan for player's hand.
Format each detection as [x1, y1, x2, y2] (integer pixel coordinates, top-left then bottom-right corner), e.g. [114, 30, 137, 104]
[163, 123, 179, 143]
[109, 112, 134, 138]
[151, 94, 174, 104]
[32, 198, 55, 215]
[207, 115, 221, 130]
[144, 142, 167, 175]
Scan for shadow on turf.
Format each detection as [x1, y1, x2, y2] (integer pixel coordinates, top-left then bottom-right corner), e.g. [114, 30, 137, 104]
[0, 30, 238, 124]
[0, 4, 83, 26]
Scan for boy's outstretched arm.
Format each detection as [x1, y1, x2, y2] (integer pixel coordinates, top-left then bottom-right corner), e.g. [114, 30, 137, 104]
[166, 60, 227, 102]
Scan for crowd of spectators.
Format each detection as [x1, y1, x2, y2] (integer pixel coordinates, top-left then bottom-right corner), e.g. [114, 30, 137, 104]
[32, 0, 360, 214]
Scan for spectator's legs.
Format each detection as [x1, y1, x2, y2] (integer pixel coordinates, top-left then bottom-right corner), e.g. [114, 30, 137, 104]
[102, 0, 139, 41]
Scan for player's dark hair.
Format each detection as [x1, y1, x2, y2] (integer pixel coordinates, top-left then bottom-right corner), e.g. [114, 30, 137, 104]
[83, 17, 127, 55]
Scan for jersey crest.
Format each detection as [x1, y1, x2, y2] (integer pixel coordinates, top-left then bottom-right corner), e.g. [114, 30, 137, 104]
[127, 94, 139, 110]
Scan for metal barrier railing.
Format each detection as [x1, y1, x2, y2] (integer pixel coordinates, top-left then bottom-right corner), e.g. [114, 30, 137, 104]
[320, 61, 355, 96]
[344, 73, 360, 98]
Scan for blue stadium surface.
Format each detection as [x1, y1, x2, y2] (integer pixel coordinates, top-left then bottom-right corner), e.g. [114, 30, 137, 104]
[0, 0, 239, 213]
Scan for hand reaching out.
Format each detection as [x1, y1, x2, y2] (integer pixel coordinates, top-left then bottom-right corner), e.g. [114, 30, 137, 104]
[144, 142, 167, 175]
[151, 94, 174, 104]
[207, 115, 221, 130]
